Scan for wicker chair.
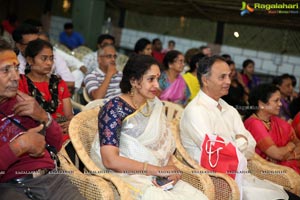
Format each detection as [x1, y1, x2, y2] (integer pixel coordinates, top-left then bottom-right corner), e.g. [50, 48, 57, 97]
[58, 144, 114, 200]
[248, 154, 300, 195]
[69, 107, 132, 200]
[72, 46, 93, 61]
[162, 101, 240, 199]
[163, 100, 300, 196]
[170, 119, 240, 200]
[69, 107, 216, 200]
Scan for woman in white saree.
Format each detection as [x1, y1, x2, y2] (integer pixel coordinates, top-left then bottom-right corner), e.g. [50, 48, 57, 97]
[90, 55, 208, 200]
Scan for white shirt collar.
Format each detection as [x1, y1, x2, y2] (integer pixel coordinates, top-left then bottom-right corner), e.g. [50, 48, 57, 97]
[196, 90, 229, 111]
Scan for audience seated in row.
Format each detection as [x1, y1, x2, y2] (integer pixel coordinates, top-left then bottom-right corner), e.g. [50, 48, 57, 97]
[180, 55, 296, 199]
[12, 23, 75, 93]
[90, 54, 208, 199]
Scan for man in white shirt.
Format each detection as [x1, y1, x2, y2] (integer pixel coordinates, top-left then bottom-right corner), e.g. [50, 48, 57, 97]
[12, 24, 75, 92]
[180, 55, 290, 199]
[84, 44, 122, 100]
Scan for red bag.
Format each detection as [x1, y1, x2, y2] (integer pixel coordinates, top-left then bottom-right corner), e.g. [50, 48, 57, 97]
[200, 134, 239, 179]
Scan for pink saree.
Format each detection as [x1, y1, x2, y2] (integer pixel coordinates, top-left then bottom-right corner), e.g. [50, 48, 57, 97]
[159, 73, 189, 105]
[244, 115, 300, 173]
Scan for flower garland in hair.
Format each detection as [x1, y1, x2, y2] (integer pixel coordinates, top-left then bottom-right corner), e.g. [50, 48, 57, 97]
[26, 74, 59, 114]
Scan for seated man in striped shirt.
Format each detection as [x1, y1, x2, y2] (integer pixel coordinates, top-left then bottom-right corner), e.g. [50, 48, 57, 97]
[84, 44, 122, 100]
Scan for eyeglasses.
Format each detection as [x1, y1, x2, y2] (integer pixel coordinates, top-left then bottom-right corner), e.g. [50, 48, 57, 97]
[0, 65, 20, 75]
[99, 54, 117, 59]
[39, 55, 54, 62]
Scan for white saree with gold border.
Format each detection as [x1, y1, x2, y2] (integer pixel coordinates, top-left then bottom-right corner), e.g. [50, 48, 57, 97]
[91, 97, 208, 199]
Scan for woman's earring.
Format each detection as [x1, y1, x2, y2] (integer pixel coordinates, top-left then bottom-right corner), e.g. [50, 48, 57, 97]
[261, 106, 264, 109]
[130, 87, 135, 97]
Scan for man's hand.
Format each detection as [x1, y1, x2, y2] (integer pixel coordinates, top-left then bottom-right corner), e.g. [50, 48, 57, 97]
[106, 64, 117, 78]
[58, 120, 70, 134]
[79, 65, 88, 74]
[13, 91, 48, 123]
[9, 125, 46, 157]
[235, 134, 248, 141]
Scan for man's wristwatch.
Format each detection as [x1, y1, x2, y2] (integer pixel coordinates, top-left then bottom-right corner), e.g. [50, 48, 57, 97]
[45, 112, 53, 128]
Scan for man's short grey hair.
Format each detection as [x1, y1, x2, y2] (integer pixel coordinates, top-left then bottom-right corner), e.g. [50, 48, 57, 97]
[97, 44, 115, 56]
[197, 55, 227, 88]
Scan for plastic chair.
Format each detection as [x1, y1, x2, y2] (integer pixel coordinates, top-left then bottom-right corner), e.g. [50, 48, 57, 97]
[83, 87, 92, 103]
[162, 100, 184, 121]
[83, 99, 108, 111]
[71, 99, 85, 112]
[54, 43, 72, 54]
[72, 46, 93, 61]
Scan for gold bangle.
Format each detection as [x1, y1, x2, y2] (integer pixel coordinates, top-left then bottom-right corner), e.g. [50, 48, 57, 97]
[294, 151, 297, 159]
[143, 162, 148, 173]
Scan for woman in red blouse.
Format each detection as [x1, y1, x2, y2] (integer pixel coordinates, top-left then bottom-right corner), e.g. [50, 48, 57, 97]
[18, 39, 73, 139]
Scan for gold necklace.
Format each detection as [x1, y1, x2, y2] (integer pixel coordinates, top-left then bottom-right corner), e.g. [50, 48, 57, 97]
[132, 98, 152, 117]
[254, 113, 271, 126]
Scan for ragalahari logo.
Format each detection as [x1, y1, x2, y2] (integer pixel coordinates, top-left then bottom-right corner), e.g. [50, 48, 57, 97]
[240, 1, 255, 16]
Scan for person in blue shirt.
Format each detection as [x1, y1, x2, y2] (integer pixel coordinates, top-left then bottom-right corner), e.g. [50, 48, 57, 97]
[59, 22, 84, 50]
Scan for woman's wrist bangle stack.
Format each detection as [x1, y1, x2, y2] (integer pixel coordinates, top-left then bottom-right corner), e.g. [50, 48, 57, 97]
[293, 151, 297, 159]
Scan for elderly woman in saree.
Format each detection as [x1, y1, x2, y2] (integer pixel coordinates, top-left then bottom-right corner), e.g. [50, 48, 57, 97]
[90, 54, 208, 200]
[244, 83, 300, 174]
[158, 50, 190, 106]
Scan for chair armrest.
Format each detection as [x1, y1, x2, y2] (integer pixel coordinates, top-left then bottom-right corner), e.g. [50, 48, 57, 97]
[174, 150, 240, 200]
[170, 119, 240, 200]
[248, 153, 300, 195]
[68, 114, 133, 200]
[172, 155, 215, 199]
[58, 148, 114, 200]
[71, 99, 84, 111]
